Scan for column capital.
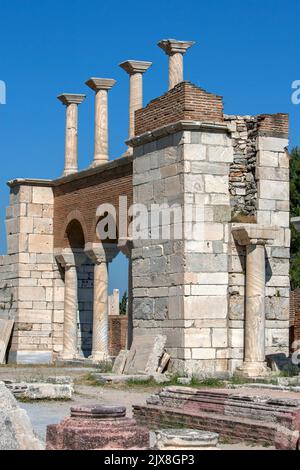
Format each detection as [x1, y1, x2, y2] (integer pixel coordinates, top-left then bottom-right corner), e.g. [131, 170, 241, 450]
[117, 238, 133, 258]
[158, 39, 195, 56]
[85, 78, 116, 92]
[57, 93, 86, 106]
[85, 242, 118, 264]
[55, 249, 86, 268]
[119, 60, 152, 75]
[231, 224, 278, 246]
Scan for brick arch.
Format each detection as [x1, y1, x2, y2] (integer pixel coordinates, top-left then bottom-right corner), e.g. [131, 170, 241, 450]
[61, 210, 89, 249]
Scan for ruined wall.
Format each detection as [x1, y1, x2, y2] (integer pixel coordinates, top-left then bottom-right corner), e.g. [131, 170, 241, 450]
[3, 182, 62, 364]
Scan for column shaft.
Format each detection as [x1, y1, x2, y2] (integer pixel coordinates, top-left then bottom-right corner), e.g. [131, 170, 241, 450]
[127, 257, 133, 348]
[94, 89, 108, 164]
[129, 72, 142, 138]
[62, 264, 78, 359]
[65, 103, 78, 175]
[244, 243, 266, 363]
[169, 53, 183, 89]
[92, 261, 109, 360]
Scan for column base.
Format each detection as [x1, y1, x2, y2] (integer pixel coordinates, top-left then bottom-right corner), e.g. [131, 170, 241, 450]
[235, 361, 272, 379]
[89, 352, 110, 363]
[89, 157, 108, 168]
[59, 352, 78, 361]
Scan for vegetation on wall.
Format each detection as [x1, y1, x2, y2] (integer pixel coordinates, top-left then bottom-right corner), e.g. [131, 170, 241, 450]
[119, 291, 128, 315]
[290, 147, 300, 289]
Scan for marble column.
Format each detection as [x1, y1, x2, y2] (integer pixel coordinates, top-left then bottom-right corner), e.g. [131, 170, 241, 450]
[55, 250, 85, 360]
[232, 224, 277, 378]
[85, 78, 116, 166]
[119, 61, 152, 141]
[57, 94, 86, 176]
[158, 39, 195, 90]
[118, 238, 133, 348]
[85, 243, 118, 362]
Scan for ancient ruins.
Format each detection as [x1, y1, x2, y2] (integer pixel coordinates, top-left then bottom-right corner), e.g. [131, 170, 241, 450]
[0, 38, 290, 380]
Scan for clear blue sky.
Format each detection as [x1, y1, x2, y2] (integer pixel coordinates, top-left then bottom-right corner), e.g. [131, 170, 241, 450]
[0, 0, 299, 293]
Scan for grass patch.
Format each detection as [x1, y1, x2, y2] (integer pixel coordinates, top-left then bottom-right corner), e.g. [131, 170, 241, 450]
[74, 373, 103, 386]
[17, 396, 72, 403]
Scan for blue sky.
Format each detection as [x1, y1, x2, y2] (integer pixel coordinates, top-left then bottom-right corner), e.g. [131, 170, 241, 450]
[0, 0, 299, 293]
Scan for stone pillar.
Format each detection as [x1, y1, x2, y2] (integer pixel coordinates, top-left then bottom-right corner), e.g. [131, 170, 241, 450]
[232, 224, 277, 378]
[158, 39, 195, 90]
[55, 250, 85, 360]
[118, 238, 133, 349]
[85, 78, 116, 166]
[85, 243, 118, 362]
[57, 94, 86, 176]
[119, 61, 152, 141]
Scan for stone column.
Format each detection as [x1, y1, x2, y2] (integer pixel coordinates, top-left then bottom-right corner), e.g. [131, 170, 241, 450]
[57, 94, 86, 176]
[158, 39, 195, 90]
[232, 224, 277, 378]
[85, 78, 116, 166]
[119, 61, 152, 140]
[118, 238, 133, 348]
[85, 243, 118, 362]
[55, 250, 85, 360]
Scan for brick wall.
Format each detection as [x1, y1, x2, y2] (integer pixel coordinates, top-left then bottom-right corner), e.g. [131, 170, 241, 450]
[290, 289, 300, 348]
[53, 157, 133, 248]
[108, 315, 128, 356]
[135, 81, 224, 136]
[257, 113, 289, 138]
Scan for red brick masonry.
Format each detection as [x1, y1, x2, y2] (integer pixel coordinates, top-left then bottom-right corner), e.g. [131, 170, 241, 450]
[135, 81, 224, 136]
[109, 315, 128, 357]
[133, 387, 300, 450]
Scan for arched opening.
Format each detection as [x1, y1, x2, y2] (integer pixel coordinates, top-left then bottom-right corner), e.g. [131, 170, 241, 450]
[108, 250, 129, 355]
[64, 219, 93, 358]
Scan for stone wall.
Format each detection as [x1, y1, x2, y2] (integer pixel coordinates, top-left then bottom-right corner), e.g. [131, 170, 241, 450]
[108, 315, 128, 356]
[3, 182, 62, 364]
[131, 121, 234, 377]
[290, 289, 300, 348]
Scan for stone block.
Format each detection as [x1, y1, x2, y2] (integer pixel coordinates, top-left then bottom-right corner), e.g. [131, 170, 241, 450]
[257, 137, 288, 152]
[182, 144, 206, 161]
[184, 328, 211, 348]
[259, 180, 289, 201]
[32, 187, 54, 205]
[229, 329, 244, 348]
[204, 175, 228, 194]
[257, 151, 278, 167]
[207, 145, 233, 163]
[28, 234, 53, 253]
[124, 334, 167, 375]
[191, 348, 216, 359]
[201, 132, 231, 147]
[212, 328, 228, 348]
[185, 296, 227, 319]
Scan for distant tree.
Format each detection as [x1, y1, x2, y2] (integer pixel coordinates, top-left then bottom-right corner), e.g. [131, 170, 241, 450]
[119, 291, 128, 315]
[290, 147, 300, 289]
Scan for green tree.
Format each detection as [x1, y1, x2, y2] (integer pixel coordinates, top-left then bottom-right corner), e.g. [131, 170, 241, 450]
[119, 291, 128, 315]
[290, 147, 300, 289]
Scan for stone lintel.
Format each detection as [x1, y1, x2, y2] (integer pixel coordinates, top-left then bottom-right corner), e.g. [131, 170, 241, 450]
[57, 94, 86, 106]
[119, 60, 152, 75]
[85, 242, 118, 264]
[127, 120, 230, 147]
[158, 39, 195, 55]
[7, 178, 54, 188]
[231, 223, 278, 246]
[55, 248, 86, 267]
[85, 78, 116, 92]
[117, 238, 133, 258]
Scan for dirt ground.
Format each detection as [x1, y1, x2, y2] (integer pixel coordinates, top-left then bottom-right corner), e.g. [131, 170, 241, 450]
[0, 364, 287, 450]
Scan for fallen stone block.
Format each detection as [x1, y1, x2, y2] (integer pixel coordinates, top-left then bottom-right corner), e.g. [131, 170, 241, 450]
[0, 319, 14, 364]
[112, 350, 129, 374]
[123, 334, 167, 375]
[46, 404, 149, 450]
[91, 373, 150, 384]
[133, 386, 300, 450]
[0, 381, 43, 450]
[177, 377, 192, 385]
[153, 428, 219, 450]
[5, 381, 74, 400]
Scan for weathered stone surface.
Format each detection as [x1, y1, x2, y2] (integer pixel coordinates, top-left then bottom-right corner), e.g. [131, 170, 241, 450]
[46, 403, 149, 450]
[0, 319, 14, 364]
[0, 382, 43, 450]
[153, 428, 219, 450]
[5, 381, 74, 400]
[124, 334, 167, 375]
[112, 349, 129, 374]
